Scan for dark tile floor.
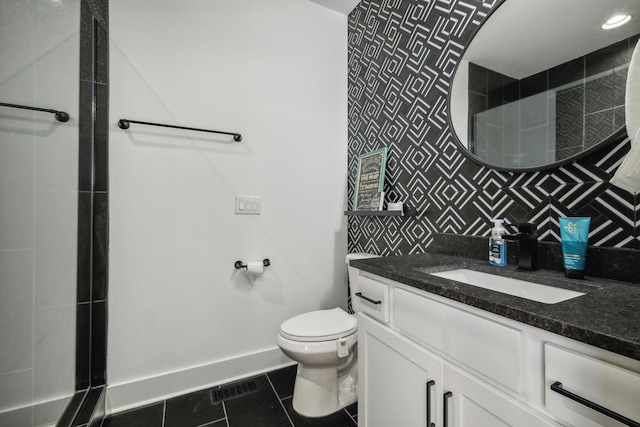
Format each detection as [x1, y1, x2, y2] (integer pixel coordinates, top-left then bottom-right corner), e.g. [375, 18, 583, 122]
[101, 364, 358, 427]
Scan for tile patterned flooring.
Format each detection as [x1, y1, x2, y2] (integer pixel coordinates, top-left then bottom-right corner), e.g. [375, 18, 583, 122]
[101, 364, 358, 427]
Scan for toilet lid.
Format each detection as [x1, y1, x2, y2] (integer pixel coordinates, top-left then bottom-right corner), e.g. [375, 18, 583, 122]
[280, 308, 357, 342]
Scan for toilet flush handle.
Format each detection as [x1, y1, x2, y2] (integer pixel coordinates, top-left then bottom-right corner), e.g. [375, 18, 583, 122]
[337, 338, 349, 358]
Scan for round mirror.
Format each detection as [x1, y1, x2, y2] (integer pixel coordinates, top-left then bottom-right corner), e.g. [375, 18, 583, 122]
[450, 0, 640, 171]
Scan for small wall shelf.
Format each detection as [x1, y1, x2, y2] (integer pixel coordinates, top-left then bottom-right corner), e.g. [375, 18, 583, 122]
[344, 206, 417, 217]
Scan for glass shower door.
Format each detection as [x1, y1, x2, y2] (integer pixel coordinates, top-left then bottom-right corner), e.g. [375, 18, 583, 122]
[0, 0, 81, 425]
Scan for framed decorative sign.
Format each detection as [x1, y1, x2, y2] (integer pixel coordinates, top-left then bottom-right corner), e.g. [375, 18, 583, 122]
[353, 147, 388, 211]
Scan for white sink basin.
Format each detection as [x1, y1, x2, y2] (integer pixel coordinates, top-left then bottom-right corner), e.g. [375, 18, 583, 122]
[430, 269, 585, 304]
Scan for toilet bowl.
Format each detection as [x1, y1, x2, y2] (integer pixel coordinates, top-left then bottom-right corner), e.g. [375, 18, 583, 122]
[276, 253, 378, 417]
[277, 308, 358, 417]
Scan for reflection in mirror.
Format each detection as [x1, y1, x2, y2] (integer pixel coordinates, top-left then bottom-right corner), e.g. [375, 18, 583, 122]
[450, 0, 640, 171]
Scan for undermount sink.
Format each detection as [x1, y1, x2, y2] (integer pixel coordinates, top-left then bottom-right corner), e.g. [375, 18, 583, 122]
[430, 269, 585, 304]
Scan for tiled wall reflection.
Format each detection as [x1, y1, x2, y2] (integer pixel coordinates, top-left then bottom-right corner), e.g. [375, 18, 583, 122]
[468, 36, 634, 168]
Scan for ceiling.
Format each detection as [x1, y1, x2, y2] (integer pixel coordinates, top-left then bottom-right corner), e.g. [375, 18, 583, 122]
[308, 0, 361, 15]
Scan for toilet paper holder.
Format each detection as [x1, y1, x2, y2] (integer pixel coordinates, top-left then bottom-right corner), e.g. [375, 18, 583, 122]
[234, 258, 271, 270]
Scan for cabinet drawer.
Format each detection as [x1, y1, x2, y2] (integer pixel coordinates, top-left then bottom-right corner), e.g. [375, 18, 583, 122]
[545, 344, 640, 427]
[393, 287, 524, 393]
[353, 273, 389, 323]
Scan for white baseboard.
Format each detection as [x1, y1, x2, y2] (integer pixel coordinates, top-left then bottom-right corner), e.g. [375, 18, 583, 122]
[106, 346, 294, 415]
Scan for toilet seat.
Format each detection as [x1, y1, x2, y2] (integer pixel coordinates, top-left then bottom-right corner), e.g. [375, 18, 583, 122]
[280, 308, 357, 342]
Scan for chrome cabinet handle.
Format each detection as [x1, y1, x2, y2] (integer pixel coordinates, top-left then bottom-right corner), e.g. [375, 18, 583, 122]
[426, 380, 435, 427]
[443, 391, 453, 427]
[550, 381, 640, 427]
[355, 292, 381, 305]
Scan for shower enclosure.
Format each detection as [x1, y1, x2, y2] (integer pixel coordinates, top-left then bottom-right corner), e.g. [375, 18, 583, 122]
[0, 0, 107, 425]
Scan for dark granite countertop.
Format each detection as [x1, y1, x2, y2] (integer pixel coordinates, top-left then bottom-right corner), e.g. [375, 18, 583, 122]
[351, 252, 640, 362]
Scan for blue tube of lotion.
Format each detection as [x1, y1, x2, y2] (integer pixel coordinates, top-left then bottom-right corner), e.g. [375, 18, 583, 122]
[559, 217, 590, 279]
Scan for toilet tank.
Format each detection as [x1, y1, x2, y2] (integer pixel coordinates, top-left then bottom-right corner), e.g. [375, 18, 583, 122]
[345, 253, 389, 322]
[345, 253, 379, 284]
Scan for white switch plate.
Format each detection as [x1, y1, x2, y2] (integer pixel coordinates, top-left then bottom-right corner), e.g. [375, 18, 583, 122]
[235, 196, 261, 215]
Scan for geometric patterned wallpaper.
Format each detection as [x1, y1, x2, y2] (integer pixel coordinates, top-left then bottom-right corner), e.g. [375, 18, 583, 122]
[347, 0, 640, 255]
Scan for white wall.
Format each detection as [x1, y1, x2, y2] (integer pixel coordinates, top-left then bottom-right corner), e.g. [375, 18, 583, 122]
[0, 1, 79, 426]
[108, 0, 349, 412]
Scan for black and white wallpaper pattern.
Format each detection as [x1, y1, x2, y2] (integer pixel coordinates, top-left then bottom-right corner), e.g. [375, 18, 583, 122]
[347, 0, 640, 255]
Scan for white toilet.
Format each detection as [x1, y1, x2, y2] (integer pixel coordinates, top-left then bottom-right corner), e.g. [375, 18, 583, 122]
[276, 253, 378, 417]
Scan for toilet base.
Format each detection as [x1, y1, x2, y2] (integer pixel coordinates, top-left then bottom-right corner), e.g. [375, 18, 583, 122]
[292, 361, 357, 417]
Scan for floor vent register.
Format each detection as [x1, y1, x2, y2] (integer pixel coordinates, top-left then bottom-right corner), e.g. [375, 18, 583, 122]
[210, 379, 260, 404]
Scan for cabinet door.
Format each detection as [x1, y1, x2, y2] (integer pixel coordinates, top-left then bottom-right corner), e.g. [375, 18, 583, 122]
[358, 314, 442, 427]
[442, 363, 558, 427]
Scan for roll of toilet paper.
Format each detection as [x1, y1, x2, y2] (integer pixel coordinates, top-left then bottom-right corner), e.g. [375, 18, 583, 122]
[246, 261, 264, 276]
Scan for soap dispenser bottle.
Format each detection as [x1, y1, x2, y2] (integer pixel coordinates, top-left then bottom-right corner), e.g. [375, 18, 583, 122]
[489, 218, 507, 267]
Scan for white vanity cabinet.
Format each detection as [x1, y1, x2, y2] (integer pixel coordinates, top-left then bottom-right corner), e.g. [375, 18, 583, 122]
[358, 312, 556, 427]
[353, 269, 640, 427]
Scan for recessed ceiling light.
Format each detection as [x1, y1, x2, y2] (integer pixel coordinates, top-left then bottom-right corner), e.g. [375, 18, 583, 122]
[602, 14, 632, 30]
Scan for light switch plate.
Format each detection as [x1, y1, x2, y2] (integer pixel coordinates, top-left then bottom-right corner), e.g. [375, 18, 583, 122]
[235, 196, 261, 215]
